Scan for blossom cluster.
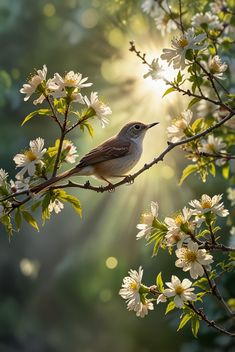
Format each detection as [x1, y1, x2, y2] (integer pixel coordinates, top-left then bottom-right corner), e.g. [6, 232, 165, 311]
[120, 193, 231, 318]
[20, 65, 112, 128]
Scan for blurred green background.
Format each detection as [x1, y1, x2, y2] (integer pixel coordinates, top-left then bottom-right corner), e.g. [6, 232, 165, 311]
[0, 1, 233, 351]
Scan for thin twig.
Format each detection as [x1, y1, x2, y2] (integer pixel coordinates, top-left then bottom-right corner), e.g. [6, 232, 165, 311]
[187, 302, 235, 337]
[203, 266, 235, 317]
[46, 96, 62, 129]
[178, 0, 184, 33]
[194, 59, 222, 104]
[52, 103, 70, 177]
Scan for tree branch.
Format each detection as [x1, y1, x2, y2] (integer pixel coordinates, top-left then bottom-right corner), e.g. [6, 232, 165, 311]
[187, 302, 235, 337]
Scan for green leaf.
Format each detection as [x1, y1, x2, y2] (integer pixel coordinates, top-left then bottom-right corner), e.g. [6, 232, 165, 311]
[162, 87, 175, 98]
[165, 301, 175, 315]
[191, 316, 200, 338]
[83, 122, 94, 137]
[177, 313, 192, 331]
[31, 201, 42, 212]
[41, 192, 52, 224]
[209, 162, 216, 177]
[179, 164, 198, 185]
[222, 164, 230, 179]
[59, 192, 82, 217]
[156, 272, 164, 292]
[15, 208, 22, 231]
[177, 71, 183, 84]
[22, 211, 39, 231]
[0, 214, 13, 237]
[191, 118, 204, 133]
[21, 109, 51, 126]
[187, 97, 200, 109]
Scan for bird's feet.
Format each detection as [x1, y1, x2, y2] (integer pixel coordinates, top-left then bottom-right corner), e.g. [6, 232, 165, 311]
[107, 182, 115, 192]
[124, 175, 134, 185]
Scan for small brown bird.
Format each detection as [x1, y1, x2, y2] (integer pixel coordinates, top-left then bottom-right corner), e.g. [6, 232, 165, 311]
[33, 121, 159, 192]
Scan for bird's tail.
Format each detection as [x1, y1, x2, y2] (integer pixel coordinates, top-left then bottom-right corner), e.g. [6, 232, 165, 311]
[31, 167, 81, 194]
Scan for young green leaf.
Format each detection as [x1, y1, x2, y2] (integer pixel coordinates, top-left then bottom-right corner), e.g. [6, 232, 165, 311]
[191, 315, 200, 337]
[162, 87, 175, 98]
[188, 97, 200, 109]
[21, 109, 51, 126]
[222, 164, 229, 179]
[22, 211, 39, 231]
[15, 208, 22, 231]
[156, 272, 164, 292]
[165, 301, 175, 315]
[179, 164, 198, 185]
[177, 313, 192, 331]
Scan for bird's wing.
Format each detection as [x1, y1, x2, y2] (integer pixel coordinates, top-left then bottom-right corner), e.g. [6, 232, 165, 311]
[77, 137, 130, 167]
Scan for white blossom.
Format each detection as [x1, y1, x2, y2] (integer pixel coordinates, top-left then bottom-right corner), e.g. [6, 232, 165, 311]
[161, 28, 206, 69]
[210, 0, 228, 14]
[192, 11, 223, 30]
[119, 266, 153, 318]
[143, 59, 163, 80]
[49, 71, 92, 90]
[164, 207, 193, 247]
[136, 201, 159, 240]
[155, 12, 178, 36]
[141, 0, 161, 17]
[20, 65, 47, 105]
[13, 137, 46, 177]
[0, 169, 8, 186]
[167, 110, 193, 143]
[48, 70, 91, 100]
[198, 134, 227, 166]
[189, 194, 229, 217]
[10, 176, 30, 193]
[208, 55, 227, 79]
[175, 241, 214, 279]
[230, 227, 235, 236]
[157, 293, 167, 304]
[48, 199, 64, 214]
[127, 298, 154, 318]
[119, 266, 143, 302]
[62, 140, 78, 164]
[163, 275, 196, 308]
[84, 92, 112, 128]
[227, 187, 235, 206]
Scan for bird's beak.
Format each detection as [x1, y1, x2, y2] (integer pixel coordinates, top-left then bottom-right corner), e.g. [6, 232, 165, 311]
[147, 122, 159, 129]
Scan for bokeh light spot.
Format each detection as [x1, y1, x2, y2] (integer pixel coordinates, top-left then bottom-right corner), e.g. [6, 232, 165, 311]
[130, 14, 148, 34]
[43, 3, 56, 17]
[99, 288, 112, 302]
[80, 8, 99, 29]
[19, 258, 40, 279]
[105, 256, 118, 269]
[108, 28, 124, 48]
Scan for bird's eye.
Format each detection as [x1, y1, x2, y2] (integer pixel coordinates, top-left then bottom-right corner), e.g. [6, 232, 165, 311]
[134, 124, 140, 130]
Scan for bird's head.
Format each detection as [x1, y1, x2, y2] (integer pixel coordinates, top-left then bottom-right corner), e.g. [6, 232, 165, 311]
[118, 121, 159, 141]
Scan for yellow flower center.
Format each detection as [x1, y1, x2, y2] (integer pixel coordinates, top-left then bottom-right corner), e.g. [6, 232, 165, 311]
[175, 119, 187, 130]
[175, 214, 183, 225]
[184, 250, 197, 263]
[175, 285, 184, 295]
[201, 199, 212, 209]
[65, 78, 77, 85]
[178, 38, 189, 48]
[130, 282, 137, 290]
[25, 150, 37, 161]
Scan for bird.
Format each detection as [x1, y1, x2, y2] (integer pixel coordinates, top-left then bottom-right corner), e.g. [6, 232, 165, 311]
[33, 121, 159, 193]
